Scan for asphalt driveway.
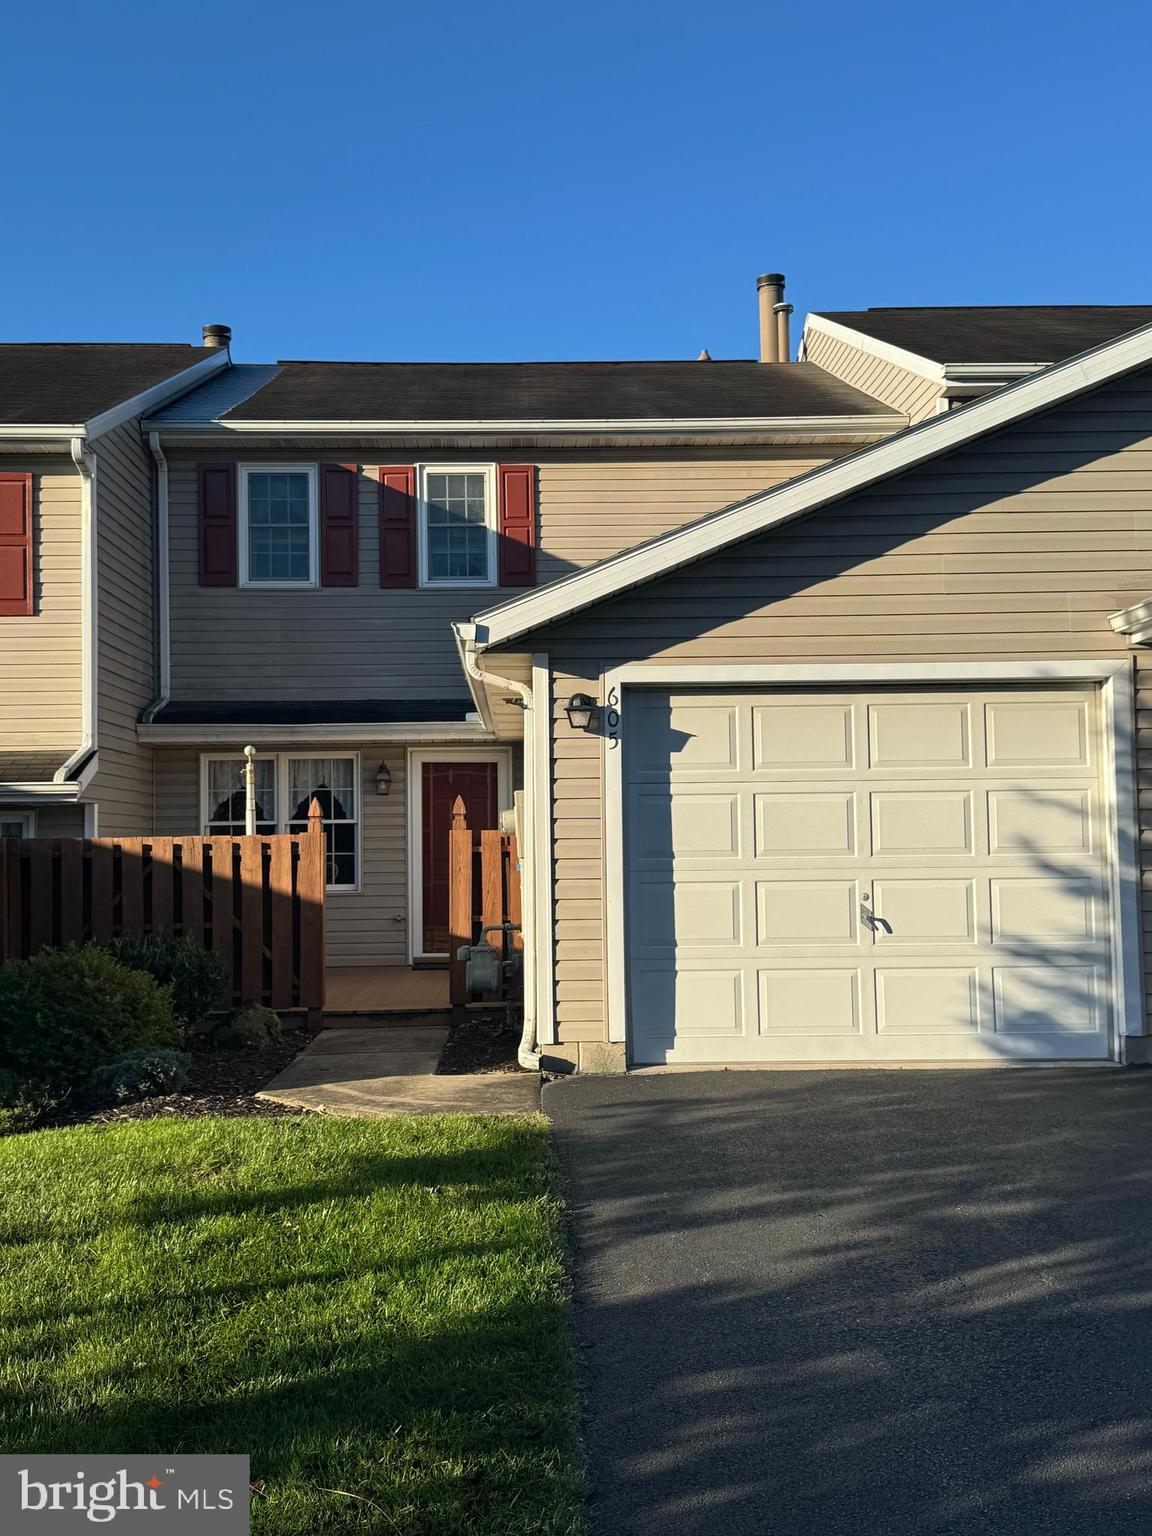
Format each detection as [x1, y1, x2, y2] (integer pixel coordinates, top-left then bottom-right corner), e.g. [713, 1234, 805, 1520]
[545, 1069, 1152, 1535]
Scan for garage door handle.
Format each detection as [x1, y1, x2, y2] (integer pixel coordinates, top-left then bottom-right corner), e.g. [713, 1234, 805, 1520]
[860, 903, 893, 934]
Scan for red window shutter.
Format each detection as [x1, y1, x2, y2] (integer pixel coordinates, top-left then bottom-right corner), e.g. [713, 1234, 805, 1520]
[320, 463, 359, 586]
[198, 464, 237, 586]
[498, 464, 536, 587]
[0, 472, 33, 616]
[379, 466, 417, 587]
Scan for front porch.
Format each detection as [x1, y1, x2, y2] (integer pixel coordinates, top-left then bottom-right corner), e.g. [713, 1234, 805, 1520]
[324, 965, 449, 1014]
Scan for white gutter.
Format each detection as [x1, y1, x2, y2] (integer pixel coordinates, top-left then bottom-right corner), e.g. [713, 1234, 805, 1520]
[0, 781, 85, 800]
[457, 623, 540, 1071]
[147, 412, 905, 439]
[138, 719, 492, 746]
[56, 437, 97, 784]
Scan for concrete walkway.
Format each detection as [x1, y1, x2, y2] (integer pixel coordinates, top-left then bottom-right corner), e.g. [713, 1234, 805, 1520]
[259, 1017, 541, 1116]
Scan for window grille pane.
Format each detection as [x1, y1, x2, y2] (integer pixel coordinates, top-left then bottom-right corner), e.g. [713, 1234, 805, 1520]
[287, 756, 358, 886]
[246, 470, 312, 581]
[425, 471, 489, 581]
[207, 758, 276, 828]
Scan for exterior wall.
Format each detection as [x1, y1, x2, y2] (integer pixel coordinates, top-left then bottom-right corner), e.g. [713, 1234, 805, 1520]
[87, 422, 157, 834]
[0, 803, 86, 836]
[0, 460, 83, 750]
[155, 744, 408, 966]
[513, 367, 1152, 1049]
[804, 326, 941, 422]
[166, 449, 852, 701]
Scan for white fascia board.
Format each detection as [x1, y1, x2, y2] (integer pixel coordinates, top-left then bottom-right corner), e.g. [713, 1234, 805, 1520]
[1110, 598, 1152, 642]
[85, 350, 231, 440]
[146, 412, 904, 439]
[803, 313, 946, 382]
[472, 319, 1152, 650]
[0, 424, 83, 440]
[943, 362, 1048, 380]
[138, 720, 494, 746]
[0, 781, 82, 800]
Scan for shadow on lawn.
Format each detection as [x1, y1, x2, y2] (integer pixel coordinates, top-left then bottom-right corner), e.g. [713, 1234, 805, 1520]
[547, 1068, 1152, 1536]
[0, 1128, 580, 1536]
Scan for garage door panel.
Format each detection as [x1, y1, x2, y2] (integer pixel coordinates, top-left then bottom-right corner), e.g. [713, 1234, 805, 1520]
[991, 878, 1098, 944]
[876, 967, 981, 1033]
[993, 965, 1101, 1034]
[870, 791, 975, 855]
[988, 789, 1094, 855]
[868, 702, 972, 770]
[626, 687, 1113, 1064]
[870, 879, 976, 944]
[758, 968, 863, 1035]
[757, 880, 859, 945]
[985, 699, 1091, 770]
[753, 702, 854, 769]
[755, 792, 857, 855]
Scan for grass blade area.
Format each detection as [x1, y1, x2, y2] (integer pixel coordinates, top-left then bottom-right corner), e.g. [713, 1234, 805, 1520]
[0, 1114, 583, 1534]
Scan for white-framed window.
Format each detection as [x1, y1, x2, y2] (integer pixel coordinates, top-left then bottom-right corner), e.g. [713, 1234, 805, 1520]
[0, 811, 35, 838]
[239, 464, 319, 587]
[418, 464, 496, 587]
[200, 753, 360, 891]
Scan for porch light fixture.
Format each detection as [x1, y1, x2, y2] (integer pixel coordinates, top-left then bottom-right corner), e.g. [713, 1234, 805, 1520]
[374, 761, 392, 796]
[565, 692, 599, 732]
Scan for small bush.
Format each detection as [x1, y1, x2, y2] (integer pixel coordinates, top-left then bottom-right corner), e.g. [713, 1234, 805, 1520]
[106, 934, 229, 1033]
[213, 1005, 283, 1048]
[0, 945, 179, 1089]
[0, 1067, 61, 1133]
[89, 1048, 190, 1103]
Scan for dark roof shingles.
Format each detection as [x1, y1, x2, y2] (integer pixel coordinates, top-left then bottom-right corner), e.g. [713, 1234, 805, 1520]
[0, 751, 72, 782]
[220, 360, 894, 423]
[815, 307, 1152, 365]
[147, 699, 475, 727]
[0, 344, 213, 426]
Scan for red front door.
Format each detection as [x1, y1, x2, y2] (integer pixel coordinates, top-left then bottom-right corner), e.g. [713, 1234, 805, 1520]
[421, 761, 500, 955]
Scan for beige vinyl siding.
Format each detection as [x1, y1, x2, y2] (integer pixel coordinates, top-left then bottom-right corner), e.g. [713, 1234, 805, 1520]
[804, 326, 941, 422]
[514, 366, 1152, 1046]
[0, 804, 86, 837]
[167, 451, 851, 700]
[154, 744, 409, 966]
[0, 462, 83, 750]
[87, 422, 157, 834]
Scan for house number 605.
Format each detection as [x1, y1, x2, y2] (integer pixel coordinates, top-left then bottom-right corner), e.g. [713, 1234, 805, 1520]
[605, 686, 621, 749]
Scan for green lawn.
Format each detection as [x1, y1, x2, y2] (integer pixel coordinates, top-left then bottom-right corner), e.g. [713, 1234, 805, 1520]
[0, 1114, 583, 1535]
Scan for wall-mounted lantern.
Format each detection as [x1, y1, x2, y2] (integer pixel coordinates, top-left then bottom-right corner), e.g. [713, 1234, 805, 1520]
[565, 693, 599, 732]
[374, 761, 392, 796]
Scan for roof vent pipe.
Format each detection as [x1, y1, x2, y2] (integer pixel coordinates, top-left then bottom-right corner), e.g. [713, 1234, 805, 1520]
[757, 273, 785, 362]
[775, 302, 794, 363]
[201, 324, 232, 350]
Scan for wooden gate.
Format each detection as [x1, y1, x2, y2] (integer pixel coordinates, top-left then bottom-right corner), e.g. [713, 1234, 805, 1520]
[0, 800, 326, 1017]
[447, 796, 522, 1006]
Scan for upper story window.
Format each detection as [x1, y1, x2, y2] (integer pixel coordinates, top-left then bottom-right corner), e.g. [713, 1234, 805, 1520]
[419, 466, 496, 587]
[239, 465, 318, 587]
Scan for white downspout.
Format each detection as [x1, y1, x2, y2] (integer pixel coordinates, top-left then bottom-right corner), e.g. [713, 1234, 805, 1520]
[459, 634, 541, 1070]
[141, 432, 170, 721]
[57, 437, 97, 787]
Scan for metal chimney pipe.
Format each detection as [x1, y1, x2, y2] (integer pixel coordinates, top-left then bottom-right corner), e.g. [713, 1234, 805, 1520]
[201, 324, 232, 350]
[775, 302, 794, 363]
[757, 273, 785, 362]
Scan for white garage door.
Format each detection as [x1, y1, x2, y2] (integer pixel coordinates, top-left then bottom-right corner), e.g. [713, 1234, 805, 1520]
[625, 688, 1114, 1064]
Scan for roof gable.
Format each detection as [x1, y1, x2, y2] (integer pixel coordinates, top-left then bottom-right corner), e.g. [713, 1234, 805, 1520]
[468, 319, 1152, 651]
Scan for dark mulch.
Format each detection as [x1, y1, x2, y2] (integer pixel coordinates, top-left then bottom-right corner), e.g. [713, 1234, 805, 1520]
[437, 1009, 522, 1074]
[43, 1029, 314, 1129]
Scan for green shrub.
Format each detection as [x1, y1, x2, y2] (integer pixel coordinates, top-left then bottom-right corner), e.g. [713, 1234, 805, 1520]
[213, 1005, 282, 1048]
[0, 945, 179, 1089]
[106, 934, 229, 1033]
[0, 1067, 61, 1133]
[89, 1048, 190, 1103]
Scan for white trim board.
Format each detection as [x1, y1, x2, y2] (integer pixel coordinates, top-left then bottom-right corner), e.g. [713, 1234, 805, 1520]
[141, 721, 491, 746]
[470, 318, 1152, 651]
[146, 412, 905, 439]
[598, 660, 1142, 1064]
[405, 747, 513, 963]
[802, 313, 1051, 381]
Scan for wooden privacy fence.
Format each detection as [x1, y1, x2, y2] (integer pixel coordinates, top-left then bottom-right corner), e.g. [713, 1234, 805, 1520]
[448, 796, 522, 1006]
[0, 799, 326, 1018]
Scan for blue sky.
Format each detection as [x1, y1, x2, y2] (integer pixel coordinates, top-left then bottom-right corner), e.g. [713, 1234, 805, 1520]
[4, 0, 1150, 361]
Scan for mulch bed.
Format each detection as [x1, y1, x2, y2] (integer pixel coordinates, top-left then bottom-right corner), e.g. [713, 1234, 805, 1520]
[42, 1029, 315, 1129]
[436, 1009, 522, 1074]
